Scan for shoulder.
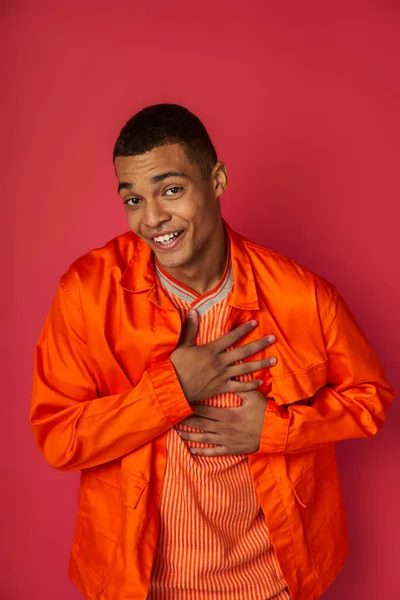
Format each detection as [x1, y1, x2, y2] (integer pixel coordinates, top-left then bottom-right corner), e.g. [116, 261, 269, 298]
[59, 231, 137, 297]
[236, 230, 323, 284]
[237, 232, 338, 330]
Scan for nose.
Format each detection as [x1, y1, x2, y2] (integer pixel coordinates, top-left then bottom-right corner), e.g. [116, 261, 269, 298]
[142, 199, 171, 229]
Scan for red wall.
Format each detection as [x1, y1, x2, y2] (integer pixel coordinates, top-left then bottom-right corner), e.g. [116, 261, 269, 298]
[1, 1, 399, 598]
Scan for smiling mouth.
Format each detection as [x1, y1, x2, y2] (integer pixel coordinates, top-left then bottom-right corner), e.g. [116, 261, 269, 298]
[153, 231, 181, 244]
[151, 230, 185, 250]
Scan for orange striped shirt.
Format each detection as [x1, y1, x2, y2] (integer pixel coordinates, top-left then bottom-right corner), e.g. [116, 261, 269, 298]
[147, 258, 289, 600]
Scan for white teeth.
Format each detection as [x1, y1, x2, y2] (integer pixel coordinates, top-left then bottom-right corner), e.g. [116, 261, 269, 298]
[153, 232, 180, 243]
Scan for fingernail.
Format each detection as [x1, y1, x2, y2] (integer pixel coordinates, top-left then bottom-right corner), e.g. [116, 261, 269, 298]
[190, 449, 198, 455]
[257, 379, 264, 386]
[250, 320, 258, 326]
[267, 335, 276, 343]
[188, 309, 196, 318]
[269, 357, 277, 366]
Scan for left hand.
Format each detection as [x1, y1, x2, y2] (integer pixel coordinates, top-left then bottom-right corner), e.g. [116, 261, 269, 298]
[176, 390, 268, 456]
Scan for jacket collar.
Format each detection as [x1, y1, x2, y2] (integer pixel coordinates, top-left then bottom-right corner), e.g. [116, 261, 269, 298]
[119, 221, 259, 311]
[225, 222, 259, 310]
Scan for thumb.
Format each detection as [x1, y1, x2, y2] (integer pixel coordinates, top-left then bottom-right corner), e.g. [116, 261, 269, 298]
[180, 309, 199, 346]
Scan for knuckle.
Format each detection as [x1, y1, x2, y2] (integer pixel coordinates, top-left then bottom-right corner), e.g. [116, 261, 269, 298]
[246, 381, 257, 390]
[228, 331, 239, 345]
[240, 347, 252, 360]
[220, 349, 230, 362]
[215, 355, 226, 373]
[258, 339, 268, 351]
[205, 344, 216, 358]
[242, 362, 252, 374]
[250, 342, 262, 356]
[238, 346, 248, 359]
[206, 339, 215, 352]
[227, 379, 237, 391]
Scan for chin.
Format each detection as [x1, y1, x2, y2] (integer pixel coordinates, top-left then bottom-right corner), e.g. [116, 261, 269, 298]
[157, 257, 186, 270]
[156, 251, 191, 270]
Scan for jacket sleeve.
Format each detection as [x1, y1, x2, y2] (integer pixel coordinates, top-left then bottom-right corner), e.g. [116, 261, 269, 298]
[30, 278, 193, 471]
[258, 289, 395, 454]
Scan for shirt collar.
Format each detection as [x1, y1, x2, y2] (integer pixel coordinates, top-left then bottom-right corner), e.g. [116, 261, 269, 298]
[119, 221, 259, 311]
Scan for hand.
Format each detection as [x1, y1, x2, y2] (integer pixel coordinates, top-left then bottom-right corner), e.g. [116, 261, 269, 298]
[170, 310, 277, 404]
[176, 390, 268, 456]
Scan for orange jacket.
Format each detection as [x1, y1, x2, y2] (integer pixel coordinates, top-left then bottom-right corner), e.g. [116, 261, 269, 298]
[30, 224, 394, 600]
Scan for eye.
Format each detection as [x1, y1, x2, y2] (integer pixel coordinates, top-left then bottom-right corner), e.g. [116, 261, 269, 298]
[164, 187, 183, 196]
[123, 197, 142, 207]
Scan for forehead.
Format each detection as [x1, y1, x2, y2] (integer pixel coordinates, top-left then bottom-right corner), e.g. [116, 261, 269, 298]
[114, 143, 196, 181]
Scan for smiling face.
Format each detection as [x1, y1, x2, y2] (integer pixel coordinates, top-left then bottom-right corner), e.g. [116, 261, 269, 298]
[114, 143, 228, 273]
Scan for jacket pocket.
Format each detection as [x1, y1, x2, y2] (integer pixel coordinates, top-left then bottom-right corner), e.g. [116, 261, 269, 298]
[120, 470, 148, 509]
[292, 466, 316, 509]
[271, 360, 328, 406]
[292, 462, 347, 576]
[70, 470, 146, 595]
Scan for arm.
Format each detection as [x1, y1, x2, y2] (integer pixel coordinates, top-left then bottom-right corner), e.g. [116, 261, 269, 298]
[30, 279, 193, 471]
[259, 292, 395, 454]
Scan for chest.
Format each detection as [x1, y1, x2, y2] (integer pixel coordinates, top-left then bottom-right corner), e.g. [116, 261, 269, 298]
[84, 285, 328, 407]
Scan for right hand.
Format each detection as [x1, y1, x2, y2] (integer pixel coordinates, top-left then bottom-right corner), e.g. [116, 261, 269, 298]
[170, 309, 277, 404]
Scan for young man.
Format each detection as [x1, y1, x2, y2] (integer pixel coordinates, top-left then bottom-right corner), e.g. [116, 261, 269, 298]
[30, 104, 394, 600]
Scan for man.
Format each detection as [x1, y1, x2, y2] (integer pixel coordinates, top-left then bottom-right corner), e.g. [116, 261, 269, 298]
[30, 104, 394, 600]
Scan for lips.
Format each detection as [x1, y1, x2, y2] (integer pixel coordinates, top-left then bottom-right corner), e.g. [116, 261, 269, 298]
[153, 231, 180, 243]
[152, 230, 185, 251]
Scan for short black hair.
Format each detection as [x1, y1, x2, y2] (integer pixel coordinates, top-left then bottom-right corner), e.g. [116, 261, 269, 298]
[113, 104, 218, 178]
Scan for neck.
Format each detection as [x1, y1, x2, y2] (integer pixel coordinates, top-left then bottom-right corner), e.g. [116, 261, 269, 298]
[161, 222, 228, 295]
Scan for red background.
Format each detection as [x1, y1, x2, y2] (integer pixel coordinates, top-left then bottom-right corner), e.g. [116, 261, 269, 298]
[1, 1, 399, 598]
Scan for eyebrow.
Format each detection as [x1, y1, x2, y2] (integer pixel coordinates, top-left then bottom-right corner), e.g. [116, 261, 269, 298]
[117, 171, 189, 193]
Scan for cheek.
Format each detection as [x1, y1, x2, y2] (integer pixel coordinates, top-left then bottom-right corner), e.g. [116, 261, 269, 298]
[180, 195, 217, 225]
[191, 200, 219, 230]
[124, 210, 140, 232]
[171, 198, 197, 221]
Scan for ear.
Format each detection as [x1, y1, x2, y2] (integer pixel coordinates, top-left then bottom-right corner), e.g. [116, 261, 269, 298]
[211, 161, 228, 198]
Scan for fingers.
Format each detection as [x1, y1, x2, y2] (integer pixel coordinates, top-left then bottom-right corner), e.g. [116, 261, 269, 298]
[177, 430, 220, 445]
[180, 415, 219, 430]
[227, 379, 264, 393]
[180, 309, 199, 346]
[176, 428, 230, 454]
[228, 357, 277, 379]
[190, 446, 231, 457]
[191, 405, 224, 420]
[183, 405, 227, 423]
[221, 334, 276, 365]
[212, 320, 259, 352]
